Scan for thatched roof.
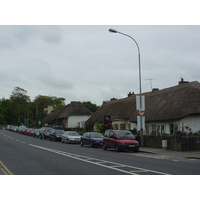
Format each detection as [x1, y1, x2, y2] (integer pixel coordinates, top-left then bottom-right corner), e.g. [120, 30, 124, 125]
[86, 81, 200, 124]
[42, 101, 92, 125]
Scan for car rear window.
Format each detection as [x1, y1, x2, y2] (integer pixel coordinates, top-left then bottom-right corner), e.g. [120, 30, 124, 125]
[115, 131, 135, 138]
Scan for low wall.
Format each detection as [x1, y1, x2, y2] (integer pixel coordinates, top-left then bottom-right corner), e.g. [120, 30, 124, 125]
[138, 135, 200, 151]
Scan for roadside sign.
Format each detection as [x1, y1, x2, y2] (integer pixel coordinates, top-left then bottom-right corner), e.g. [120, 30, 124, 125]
[138, 110, 145, 115]
[136, 95, 145, 110]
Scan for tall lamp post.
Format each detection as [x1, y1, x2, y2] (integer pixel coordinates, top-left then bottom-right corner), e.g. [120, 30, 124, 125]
[109, 28, 144, 146]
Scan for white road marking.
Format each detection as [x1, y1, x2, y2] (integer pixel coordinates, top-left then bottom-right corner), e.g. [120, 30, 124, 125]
[29, 144, 170, 175]
[133, 153, 183, 162]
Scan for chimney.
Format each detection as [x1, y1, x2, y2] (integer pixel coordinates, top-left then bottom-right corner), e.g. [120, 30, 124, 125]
[110, 97, 117, 101]
[128, 92, 135, 97]
[152, 88, 159, 92]
[179, 78, 189, 85]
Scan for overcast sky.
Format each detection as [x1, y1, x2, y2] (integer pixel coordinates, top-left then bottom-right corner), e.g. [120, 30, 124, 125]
[0, 25, 200, 105]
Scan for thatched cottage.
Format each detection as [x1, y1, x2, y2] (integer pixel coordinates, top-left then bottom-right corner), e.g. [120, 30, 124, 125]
[42, 101, 92, 129]
[87, 80, 200, 135]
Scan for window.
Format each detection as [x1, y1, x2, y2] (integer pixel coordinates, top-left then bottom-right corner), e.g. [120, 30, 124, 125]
[120, 124, 126, 130]
[170, 124, 178, 134]
[105, 130, 110, 137]
[113, 124, 118, 130]
[161, 125, 165, 134]
[109, 131, 114, 138]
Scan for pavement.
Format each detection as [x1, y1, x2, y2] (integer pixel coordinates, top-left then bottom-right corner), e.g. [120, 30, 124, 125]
[139, 147, 200, 159]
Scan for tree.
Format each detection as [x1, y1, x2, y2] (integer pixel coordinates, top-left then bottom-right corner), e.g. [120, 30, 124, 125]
[82, 101, 99, 113]
[102, 100, 109, 105]
[9, 87, 30, 125]
[34, 95, 66, 113]
[0, 97, 11, 124]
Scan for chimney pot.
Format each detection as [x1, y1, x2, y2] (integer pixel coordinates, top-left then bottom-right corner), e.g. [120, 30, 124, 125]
[152, 88, 159, 92]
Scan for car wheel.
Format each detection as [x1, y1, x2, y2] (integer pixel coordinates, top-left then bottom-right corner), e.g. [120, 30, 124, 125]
[115, 144, 120, 152]
[66, 139, 70, 144]
[81, 141, 84, 146]
[61, 139, 64, 143]
[103, 143, 107, 150]
[39, 135, 42, 139]
[134, 148, 139, 153]
[89, 142, 93, 148]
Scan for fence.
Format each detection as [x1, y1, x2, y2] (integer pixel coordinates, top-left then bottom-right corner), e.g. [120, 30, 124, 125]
[138, 135, 200, 151]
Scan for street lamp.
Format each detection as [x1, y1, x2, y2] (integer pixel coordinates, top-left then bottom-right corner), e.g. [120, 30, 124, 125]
[109, 28, 144, 146]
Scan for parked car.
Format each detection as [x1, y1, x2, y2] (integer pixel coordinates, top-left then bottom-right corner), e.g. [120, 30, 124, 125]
[13, 126, 18, 132]
[9, 125, 14, 131]
[25, 128, 31, 135]
[27, 129, 35, 136]
[49, 129, 65, 142]
[20, 127, 28, 135]
[6, 125, 11, 130]
[61, 131, 81, 144]
[18, 126, 27, 133]
[39, 127, 54, 140]
[32, 129, 40, 138]
[103, 130, 139, 152]
[81, 132, 104, 147]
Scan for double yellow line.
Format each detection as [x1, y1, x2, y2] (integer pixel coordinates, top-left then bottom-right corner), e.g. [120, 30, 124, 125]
[0, 161, 13, 175]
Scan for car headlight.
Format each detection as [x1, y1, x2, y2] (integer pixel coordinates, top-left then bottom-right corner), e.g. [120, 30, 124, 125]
[118, 142, 125, 144]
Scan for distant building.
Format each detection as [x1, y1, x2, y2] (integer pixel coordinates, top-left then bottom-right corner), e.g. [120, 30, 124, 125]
[42, 101, 92, 129]
[44, 105, 54, 115]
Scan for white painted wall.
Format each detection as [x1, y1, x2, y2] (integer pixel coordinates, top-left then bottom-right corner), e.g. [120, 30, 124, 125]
[140, 114, 200, 135]
[180, 115, 200, 133]
[67, 115, 90, 128]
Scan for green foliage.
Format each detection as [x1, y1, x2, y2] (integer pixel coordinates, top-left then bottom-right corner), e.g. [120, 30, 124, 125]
[82, 101, 99, 113]
[34, 95, 66, 113]
[94, 122, 104, 132]
[9, 87, 30, 125]
[0, 114, 6, 124]
[102, 100, 109, 105]
[0, 87, 66, 126]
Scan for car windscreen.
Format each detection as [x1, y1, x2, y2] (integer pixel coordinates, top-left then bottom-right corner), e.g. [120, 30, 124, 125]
[115, 131, 135, 138]
[90, 132, 104, 138]
[68, 132, 80, 136]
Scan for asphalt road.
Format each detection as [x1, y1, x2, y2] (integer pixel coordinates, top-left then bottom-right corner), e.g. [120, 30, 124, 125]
[1, 129, 200, 175]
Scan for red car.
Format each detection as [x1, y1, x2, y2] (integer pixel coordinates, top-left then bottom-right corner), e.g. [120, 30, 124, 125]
[27, 129, 35, 136]
[103, 130, 139, 152]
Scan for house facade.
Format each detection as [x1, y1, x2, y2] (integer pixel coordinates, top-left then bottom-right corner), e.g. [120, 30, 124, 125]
[87, 80, 200, 135]
[42, 101, 92, 129]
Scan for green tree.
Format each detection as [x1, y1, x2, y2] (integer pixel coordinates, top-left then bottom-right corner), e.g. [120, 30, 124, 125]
[34, 95, 66, 113]
[0, 97, 11, 124]
[82, 101, 99, 113]
[10, 87, 30, 125]
[102, 100, 109, 105]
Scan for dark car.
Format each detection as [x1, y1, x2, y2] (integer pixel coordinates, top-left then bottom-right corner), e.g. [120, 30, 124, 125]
[103, 130, 139, 152]
[81, 132, 104, 147]
[49, 129, 65, 142]
[39, 127, 54, 140]
[32, 129, 40, 138]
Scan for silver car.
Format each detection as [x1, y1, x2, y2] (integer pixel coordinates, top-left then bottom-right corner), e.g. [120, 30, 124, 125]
[61, 131, 81, 144]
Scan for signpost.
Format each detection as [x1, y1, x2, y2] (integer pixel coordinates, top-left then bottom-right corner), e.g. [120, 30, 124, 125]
[136, 95, 145, 146]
